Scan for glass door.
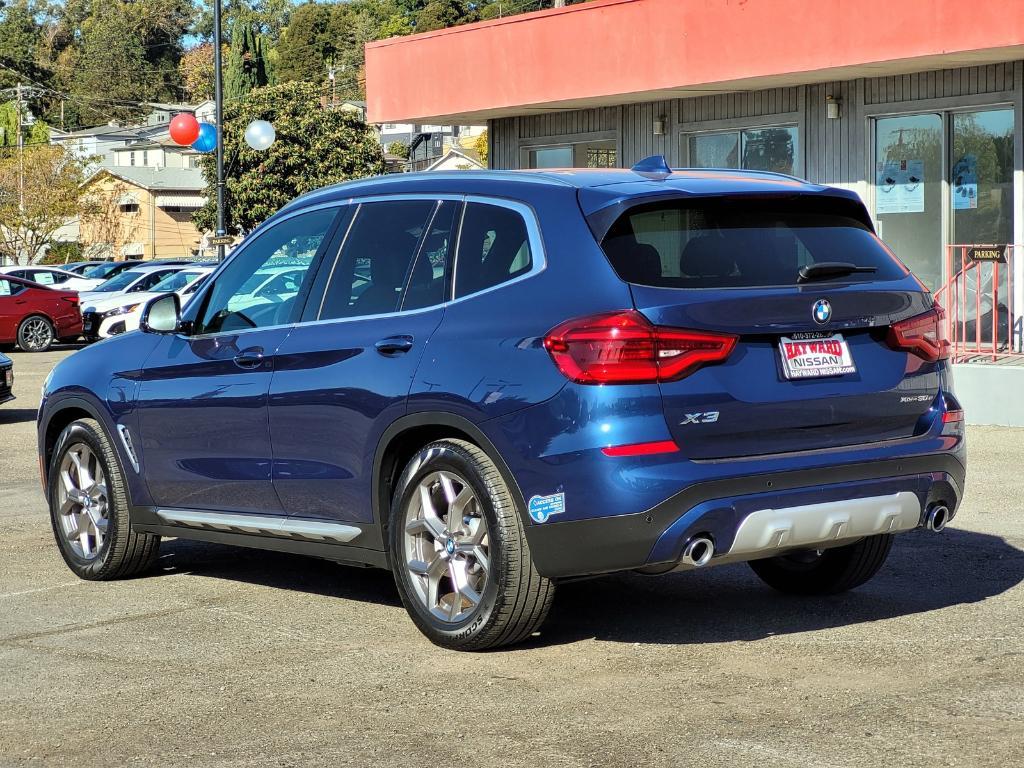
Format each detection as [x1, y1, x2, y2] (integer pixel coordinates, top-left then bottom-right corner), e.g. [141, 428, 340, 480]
[951, 108, 1015, 347]
[873, 114, 944, 291]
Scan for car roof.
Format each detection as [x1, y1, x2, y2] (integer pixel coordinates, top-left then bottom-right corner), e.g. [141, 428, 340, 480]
[121, 264, 187, 275]
[277, 162, 861, 222]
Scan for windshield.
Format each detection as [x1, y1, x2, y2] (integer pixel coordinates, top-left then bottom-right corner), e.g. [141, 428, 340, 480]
[93, 270, 144, 292]
[84, 262, 124, 279]
[600, 198, 908, 289]
[151, 270, 204, 293]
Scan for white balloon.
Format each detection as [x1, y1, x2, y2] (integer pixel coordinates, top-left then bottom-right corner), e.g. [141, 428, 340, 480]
[244, 120, 276, 151]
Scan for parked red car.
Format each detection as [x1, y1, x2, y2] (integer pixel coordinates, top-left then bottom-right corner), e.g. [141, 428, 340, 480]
[0, 274, 82, 352]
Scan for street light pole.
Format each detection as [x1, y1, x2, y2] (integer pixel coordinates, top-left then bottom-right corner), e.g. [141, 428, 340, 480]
[213, 0, 226, 261]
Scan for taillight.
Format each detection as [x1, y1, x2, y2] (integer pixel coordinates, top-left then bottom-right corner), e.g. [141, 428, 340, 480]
[887, 307, 949, 362]
[61, 296, 78, 304]
[543, 310, 737, 384]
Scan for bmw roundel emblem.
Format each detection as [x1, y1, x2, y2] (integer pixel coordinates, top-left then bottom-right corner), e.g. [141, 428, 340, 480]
[812, 299, 832, 325]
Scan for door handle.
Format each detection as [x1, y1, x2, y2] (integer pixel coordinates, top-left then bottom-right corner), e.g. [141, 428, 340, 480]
[375, 335, 414, 355]
[233, 348, 265, 369]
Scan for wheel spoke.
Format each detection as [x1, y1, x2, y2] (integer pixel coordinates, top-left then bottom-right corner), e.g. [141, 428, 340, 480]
[451, 487, 474, 519]
[79, 529, 92, 558]
[456, 543, 489, 574]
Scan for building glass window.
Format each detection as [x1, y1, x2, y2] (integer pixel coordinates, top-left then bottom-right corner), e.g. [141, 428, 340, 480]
[951, 108, 1014, 247]
[525, 140, 617, 169]
[686, 126, 800, 176]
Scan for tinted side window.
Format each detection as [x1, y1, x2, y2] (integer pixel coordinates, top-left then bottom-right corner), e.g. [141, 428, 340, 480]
[402, 201, 459, 311]
[318, 200, 435, 320]
[195, 207, 338, 334]
[131, 270, 174, 292]
[454, 202, 533, 299]
[0, 278, 23, 296]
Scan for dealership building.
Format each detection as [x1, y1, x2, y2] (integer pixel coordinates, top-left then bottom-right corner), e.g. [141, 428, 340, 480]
[365, 0, 1024, 424]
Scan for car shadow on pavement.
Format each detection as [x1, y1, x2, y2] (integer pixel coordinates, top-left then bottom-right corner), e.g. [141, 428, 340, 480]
[530, 528, 1024, 648]
[154, 538, 403, 607]
[0, 408, 39, 424]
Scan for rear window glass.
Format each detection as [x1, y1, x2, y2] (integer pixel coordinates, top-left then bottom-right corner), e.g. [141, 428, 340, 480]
[600, 198, 907, 288]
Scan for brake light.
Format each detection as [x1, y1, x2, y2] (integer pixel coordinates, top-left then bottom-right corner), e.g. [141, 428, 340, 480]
[887, 307, 949, 362]
[61, 296, 78, 304]
[543, 310, 737, 384]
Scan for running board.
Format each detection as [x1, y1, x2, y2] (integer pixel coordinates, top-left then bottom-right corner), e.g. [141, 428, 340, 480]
[155, 509, 362, 544]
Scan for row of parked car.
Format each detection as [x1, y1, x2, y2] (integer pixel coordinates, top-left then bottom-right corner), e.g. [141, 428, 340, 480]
[0, 258, 304, 353]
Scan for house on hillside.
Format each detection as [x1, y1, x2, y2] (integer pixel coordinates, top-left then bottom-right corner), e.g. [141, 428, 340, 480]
[78, 167, 208, 261]
[425, 147, 484, 171]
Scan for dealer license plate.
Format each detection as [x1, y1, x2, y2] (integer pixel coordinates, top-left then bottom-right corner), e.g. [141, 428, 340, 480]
[779, 333, 856, 380]
[82, 319, 92, 332]
[4, 368, 11, 387]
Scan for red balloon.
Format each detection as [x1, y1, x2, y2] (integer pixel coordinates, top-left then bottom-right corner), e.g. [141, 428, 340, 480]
[169, 113, 200, 145]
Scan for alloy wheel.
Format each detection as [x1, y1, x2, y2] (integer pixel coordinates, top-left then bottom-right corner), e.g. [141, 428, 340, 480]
[403, 470, 490, 623]
[20, 318, 52, 351]
[56, 443, 109, 560]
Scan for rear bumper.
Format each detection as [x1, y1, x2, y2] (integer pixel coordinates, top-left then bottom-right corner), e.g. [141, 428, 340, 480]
[524, 453, 965, 579]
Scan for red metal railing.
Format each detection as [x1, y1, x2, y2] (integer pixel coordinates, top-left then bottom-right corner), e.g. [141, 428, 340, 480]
[934, 245, 1022, 363]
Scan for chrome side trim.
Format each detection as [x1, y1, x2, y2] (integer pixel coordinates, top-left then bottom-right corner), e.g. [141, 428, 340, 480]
[729, 491, 921, 556]
[155, 509, 362, 544]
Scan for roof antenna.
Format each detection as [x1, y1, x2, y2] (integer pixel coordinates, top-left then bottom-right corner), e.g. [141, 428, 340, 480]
[631, 155, 672, 180]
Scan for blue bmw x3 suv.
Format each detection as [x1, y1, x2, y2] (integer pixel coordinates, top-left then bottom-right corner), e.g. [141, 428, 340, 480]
[38, 157, 966, 650]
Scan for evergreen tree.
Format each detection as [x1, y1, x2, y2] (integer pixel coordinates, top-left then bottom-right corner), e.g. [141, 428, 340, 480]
[224, 15, 270, 101]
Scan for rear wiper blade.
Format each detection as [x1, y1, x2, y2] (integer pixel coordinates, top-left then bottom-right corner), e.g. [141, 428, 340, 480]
[798, 262, 877, 283]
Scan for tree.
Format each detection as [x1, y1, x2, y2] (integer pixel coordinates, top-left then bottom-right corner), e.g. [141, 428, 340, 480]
[416, 0, 472, 32]
[179, 43, 225, 102]
[474, 129, 488, 166]
[275, 2, 355, 87]
[386, 140, 409, 159]
[0, 145, 84, 265]
[225, 14, 271, 101]
[63, 0, 193, 125]
[0, 0, 48, 90]
[194, 81, 385, 233]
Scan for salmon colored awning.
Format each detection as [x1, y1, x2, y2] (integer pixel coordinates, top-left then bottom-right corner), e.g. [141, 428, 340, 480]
[365, 0, 1024, 124]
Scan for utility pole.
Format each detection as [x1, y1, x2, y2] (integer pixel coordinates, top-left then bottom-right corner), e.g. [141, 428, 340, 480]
[213, 0, 227, 260]
[16, 83, 24, 215]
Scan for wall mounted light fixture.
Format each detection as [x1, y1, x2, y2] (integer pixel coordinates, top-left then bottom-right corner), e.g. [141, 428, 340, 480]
[826, 96, 842, 120]
[653, 115, 667, 135]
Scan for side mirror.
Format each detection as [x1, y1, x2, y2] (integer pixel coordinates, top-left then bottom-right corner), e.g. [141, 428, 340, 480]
[140, 292, 181, 334]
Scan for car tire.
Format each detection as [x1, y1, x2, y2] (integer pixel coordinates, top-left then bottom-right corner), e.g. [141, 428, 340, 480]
[389, 439, 555, 650]
[17, 315, 54, 352]
[48, 418, 160, 580]
[748, 534, 894, 595]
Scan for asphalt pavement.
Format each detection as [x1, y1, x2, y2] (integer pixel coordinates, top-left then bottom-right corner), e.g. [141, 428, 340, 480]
[1, 347, 1022, 767]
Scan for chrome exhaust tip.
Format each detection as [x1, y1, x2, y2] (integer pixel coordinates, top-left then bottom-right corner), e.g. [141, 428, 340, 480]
[925, 504, 950, 532]
[681, 536, 714, 567]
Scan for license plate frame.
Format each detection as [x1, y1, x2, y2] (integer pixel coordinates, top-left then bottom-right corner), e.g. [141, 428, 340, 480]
[778, 332, 856, 380]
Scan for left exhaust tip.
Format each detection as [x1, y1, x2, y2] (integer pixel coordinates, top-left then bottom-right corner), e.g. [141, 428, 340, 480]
[681, 536, 714, 567]
[925, 504, 950, 532]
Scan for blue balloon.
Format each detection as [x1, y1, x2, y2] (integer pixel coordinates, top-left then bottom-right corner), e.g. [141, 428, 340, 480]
[191, 122, 217, 153]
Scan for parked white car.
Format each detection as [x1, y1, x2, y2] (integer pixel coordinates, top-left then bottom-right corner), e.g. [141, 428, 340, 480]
[77, 264, 192, 308]
[0, 265, 103, 292]
[81, 266, 214, 340]
[226, 265, 307, 313]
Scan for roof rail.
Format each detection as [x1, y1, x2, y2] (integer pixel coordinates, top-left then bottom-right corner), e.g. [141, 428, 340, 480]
[631, 155, 672, 180]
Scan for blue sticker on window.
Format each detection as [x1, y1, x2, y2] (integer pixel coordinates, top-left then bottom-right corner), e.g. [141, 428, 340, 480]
[528, 492, 565, 523]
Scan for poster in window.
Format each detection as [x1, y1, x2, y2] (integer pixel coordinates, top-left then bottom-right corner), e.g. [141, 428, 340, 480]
[876, 159, 925, 214]
[952, 154, 978, 210]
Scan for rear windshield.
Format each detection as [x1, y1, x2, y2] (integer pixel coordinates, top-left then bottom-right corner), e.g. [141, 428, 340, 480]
[600, 198, 907, 288]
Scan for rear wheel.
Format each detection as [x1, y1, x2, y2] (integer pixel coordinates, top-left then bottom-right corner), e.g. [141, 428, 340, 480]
[17, 315, 54, 352]
[49, 418, 160, 580]
[389, 439, 554, 650]
[748, 534, 894, 595]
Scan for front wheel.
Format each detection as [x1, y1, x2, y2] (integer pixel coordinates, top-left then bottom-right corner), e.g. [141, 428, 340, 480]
[49, 418, 161, 579]
[748, 534, 894, 595]
[389, 439, 554, 650]
[18, 315, 54, 352]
